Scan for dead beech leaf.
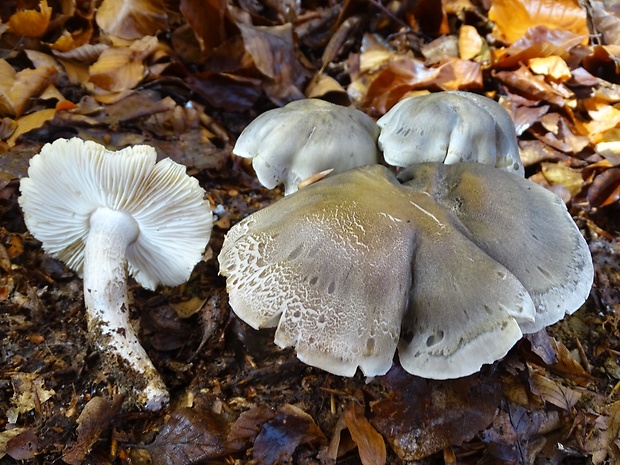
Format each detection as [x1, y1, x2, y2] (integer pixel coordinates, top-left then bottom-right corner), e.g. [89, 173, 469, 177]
[548, 337, 594, 385]
[62, 395, 124, 465]
[253, 404, 327, 465]
[585, 0, 620, 46]
[180, 0, 227, 53]
[226, 406, 275, 450]
[582, 100, 620, 142]
[145, 404, 240, 465]
[5, 428, 37, 461]
[528, 56, 572, 81]
[9, 66, 59, 117]
[588, 168, 620, 207]
[371, 367, 501, 461]
[344, 403, 386, 465]
[494, 65, 569, 107]
[489, 0, 588, 44]
[88, 36, 160, 93]
[540, 161, 584, 196]
[0, 428, 29, 460]
[6, 108, 56, 148]
[529, 370, 582, 410]
[96, 0, 168, 40]
[7, 0, 52, 38]
[459, 25, 484, 60]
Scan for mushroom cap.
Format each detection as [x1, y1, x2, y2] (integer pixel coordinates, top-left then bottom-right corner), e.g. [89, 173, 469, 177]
[19, 138, 213, 290]
[233, 98, 381, 195]
[377, 91, 524, 176]
[219, 163, 592, 379]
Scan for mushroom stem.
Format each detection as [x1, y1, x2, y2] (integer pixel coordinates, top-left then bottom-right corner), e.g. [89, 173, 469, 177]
[83, 207, 170, 411]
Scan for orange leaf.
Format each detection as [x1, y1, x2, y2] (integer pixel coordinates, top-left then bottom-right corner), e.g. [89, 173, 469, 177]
[489, 0, 588, 44]
[7, 0, 52, 38]
[9, 67, 58, 117]
[528, 56, 572, 80]
[344, 404, 386, 465]
[459, 25, 484, 60]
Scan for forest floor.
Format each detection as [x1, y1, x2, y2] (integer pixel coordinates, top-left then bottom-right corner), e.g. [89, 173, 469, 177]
[1, 0, 620, 464]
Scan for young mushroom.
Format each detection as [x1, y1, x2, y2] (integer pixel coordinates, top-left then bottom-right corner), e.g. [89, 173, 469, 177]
[233, 98, 381, 195]
[377, 91, 524, 176]
[219, 163, 592, 379]
[19, 138, 213, 410]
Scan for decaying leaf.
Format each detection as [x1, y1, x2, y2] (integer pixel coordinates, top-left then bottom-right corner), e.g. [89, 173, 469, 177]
[253, 404, 327, 464]
[96, 0, 168, 40]
[6, 373, 55, 424]
[344, 403, 386, 465]
[371, 367, 501, 461]
[489, 0, 588, 44]
[62, 395, 124, 465]
[588, 167, 620, 207]
[4, 428, 37, 461]
[529, 369, 582, 410]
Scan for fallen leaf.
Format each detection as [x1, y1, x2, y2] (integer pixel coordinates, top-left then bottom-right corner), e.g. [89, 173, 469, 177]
[226, 406, 275, 450]
[96, 0, 168, 40]
[459, 25, 484, 61]
[371, 366, 501, 461]
[6, 373, 55, 424]
[6, 108, 57, 148]
[62, 395, 124, 465]
[7, 0, 52, 38]
[344, 403, 386, 465]
[529, 56, 572, 81]
[253, 404, 327, 465]
[529, 370, 582, 410]
[489, 0, 588, 44]
[5, 428, 37, 460]
[541, 161, 584, 196]
[588, 168, 620, 207]
[180, 0, 228, 53]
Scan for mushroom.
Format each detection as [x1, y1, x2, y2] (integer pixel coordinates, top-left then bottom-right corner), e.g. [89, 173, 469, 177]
[219, 163, 592, 379]
[233, 98, 381, 195]
[377, 91, 524, 176]
[19, 138, 213, 410]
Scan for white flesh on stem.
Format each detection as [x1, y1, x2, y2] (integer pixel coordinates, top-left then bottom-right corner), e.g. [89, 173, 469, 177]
[84, 207, 169, 411]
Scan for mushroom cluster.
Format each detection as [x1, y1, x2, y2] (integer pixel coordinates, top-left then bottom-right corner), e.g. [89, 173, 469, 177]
[219, 163, 593, 379]
[19, 138, 213, 410]
[234, 92, 524, 195]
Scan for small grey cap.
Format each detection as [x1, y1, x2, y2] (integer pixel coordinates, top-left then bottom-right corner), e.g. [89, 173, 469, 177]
[19, 138, 213, 290]
[377, 91, 524, 176]
[233, 98, 381, 194]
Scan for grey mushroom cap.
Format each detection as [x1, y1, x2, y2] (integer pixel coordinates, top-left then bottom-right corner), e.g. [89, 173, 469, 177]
[233, 98, 381, 195]
[377, 91, 524, 176]
[219, 163, 592, 379]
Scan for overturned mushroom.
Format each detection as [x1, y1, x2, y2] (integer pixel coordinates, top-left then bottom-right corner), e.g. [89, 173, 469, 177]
[19, 138, 213, 410]
[219, 163, 592, 379]
[233, 98, 381, 195]
[377, 91, 524, 176]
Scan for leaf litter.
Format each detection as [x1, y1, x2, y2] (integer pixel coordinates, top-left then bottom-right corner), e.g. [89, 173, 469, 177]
[0, 0, 620, 464]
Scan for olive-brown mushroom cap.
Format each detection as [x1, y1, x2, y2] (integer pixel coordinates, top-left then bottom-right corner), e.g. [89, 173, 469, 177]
[377, 91, 524, 176]
[233, 98, 381, 194]
[219, 163, 592, 379]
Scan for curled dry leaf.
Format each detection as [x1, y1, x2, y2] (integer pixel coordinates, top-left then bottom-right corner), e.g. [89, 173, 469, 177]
[529, 56, 572, 81]
[180, 0, 227, 53]
[7, 0, 52, 38]
[489, 0, 588, 44]
[529, 370, 582, 410]
[588, 167, 620, 207]
[344, 403, 386, 465]
[96, 0, 168, 40]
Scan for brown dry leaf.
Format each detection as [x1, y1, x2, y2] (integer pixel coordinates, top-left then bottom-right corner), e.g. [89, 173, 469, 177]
[493, 26, 587, 69]
[541, 161, 584, 196]
[344, 403, 386, 465]
[534, 112, 590, 154]
[529, 370, 582, 410]
[588, 168, 620, 207]
[62, 395, 124, 465]
[529, 56, 572, 81]
[9, 66, 59, 117]
[96, 0, 168, 40]
[253, 404, 327, 465]
[6, 373, 55, 424]
[584, 0, 620, 46]
[237, 23, 307, 106]
[581, 99, 620, 143]
[88, 36, 161, 93]
[359, 57, 482, 114]
[489, 0, 588, 44]
[548, 338, 594, 385]
[7, 0, 52, 38]
[180, 0, 228, 53]
[371, 367, 501, 461]
[494, 65, 570, 107]
[459, 25, 484, 60]
[5, 428, 37, 461]
[226, 406, 275, 450]
[6, 108, 56, 148]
